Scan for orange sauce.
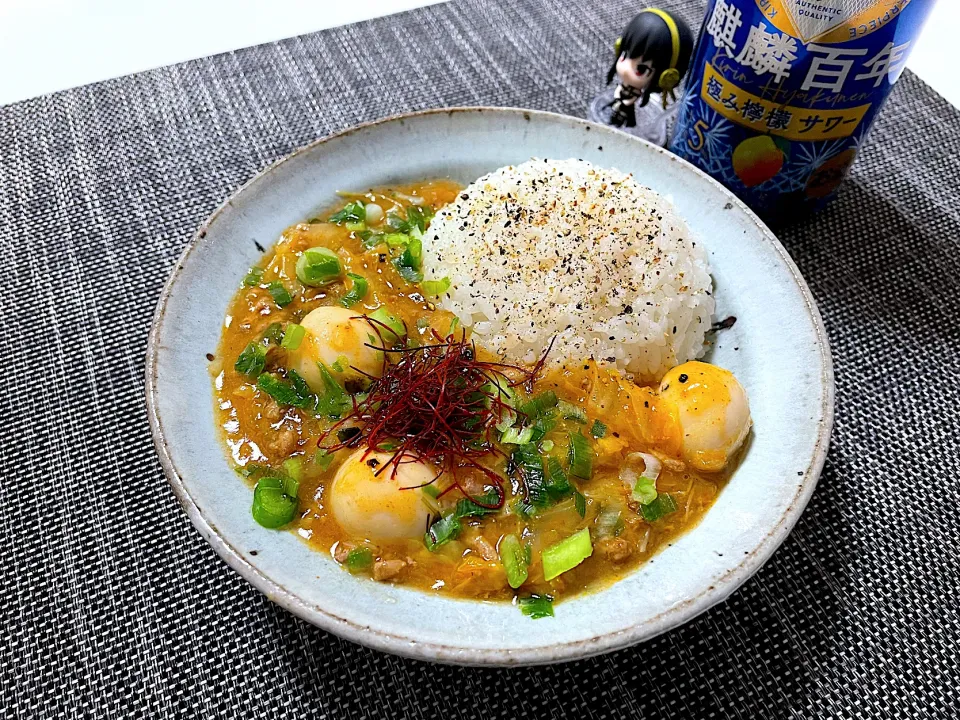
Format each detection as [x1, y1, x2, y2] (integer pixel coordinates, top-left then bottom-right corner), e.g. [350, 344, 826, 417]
[211, 180, 731, 603]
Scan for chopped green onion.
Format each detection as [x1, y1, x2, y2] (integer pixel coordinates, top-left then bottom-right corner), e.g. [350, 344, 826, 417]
[385, 211, 410, 232]
[398, 236, 422, 269]
[421, 491, 441, 516]
[449, 316, 460, 334]
[501, 426, 534, 445]
[512, 499, 535, 519]
[574, 491, 587, 518]
[520, 391, 558, 421]
[540, 439, 555, 452]
[632, 476, 658, 505]
[558, 401, 587, 423]
[511, 443, 547, 507]
[528, 414, 557, 444]
[422, 484, 442, 499]
[484, 379, 518, 410]
[512, 392, 559, 444]
[296, 246, 342, 287]
[251, 476, 298, 528]
[242, 266, 264, 287]
[640, 493, 678, 522]
[495, 409, 519, 433]
[368, 308, 406, 344]
[420, 277, 451, 297]
[280, 323, 306, 351]
[499, 534, 528, 589]
[590, 420, 607, 438]
[596, 508, 625, 537]
[360, 231, 383, 248]
[256, 371, 315, 410]
[383, 232, 411, 247]
[405, 205, 430, 233]
[519, 594, 554, 619]
[267, 281, 293, 308]
[289, 370, 317, 404]
[315, 449, 334, 470]
[261, 322, 284, 344]
[424, 514, 461, 551]
[256, 373, 300, 406]
[238, 463, 269, 479]
[510, 444, 573, 510]
[541, 528, 593, 581]
[393, 237, 423, 283]
[383, 205, 433, 235]
[329, 201, 365, 225]
[234, 342, 266, 378]
[455, 490, 500, 518]
[567, 432, 593, 480]
[544, 456, 573, 499]
[345, 547, 374, 573]
[345, 221, 365, 233]
[281, 457, 303, 482]
[281, 472, 298, 498]
[315, 363, 351, 418]
[339, 273, 368, 307]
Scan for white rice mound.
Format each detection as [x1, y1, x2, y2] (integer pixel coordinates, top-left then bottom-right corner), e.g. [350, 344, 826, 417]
[422, 158, 714, 381]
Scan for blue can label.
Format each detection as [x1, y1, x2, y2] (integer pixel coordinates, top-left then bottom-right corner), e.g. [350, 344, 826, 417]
[670, 0, 936, 219]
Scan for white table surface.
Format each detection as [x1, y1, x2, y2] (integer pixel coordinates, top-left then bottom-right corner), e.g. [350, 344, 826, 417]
[0, 1, 954, 108]
[0, 0, 446, 107]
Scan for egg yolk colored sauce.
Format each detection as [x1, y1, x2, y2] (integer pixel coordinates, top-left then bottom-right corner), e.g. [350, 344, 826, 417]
[211, 180, 746, 604]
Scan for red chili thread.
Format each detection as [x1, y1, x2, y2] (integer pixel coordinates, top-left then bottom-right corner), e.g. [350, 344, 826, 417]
[319, 325, 551, 509]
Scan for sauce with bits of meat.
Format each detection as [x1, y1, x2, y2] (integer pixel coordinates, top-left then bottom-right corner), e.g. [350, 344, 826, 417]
[211, 180, 742, 606]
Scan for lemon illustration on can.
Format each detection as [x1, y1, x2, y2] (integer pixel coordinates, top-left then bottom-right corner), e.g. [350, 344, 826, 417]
[805, 149, 857, 199]
[732, 135, 785, 188]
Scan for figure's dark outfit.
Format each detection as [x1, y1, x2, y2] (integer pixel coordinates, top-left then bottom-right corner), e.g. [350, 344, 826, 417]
[607, 84, 643, 127]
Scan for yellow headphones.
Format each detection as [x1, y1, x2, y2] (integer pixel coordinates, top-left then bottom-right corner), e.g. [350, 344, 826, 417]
[644, 9, 682, 93]
[614, 8, 682, 100]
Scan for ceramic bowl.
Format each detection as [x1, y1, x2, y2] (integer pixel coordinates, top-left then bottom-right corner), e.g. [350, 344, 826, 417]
[146, 107, 833, 666]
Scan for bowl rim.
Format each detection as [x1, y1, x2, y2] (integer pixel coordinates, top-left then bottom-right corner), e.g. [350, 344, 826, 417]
[145, 106, 835, 666]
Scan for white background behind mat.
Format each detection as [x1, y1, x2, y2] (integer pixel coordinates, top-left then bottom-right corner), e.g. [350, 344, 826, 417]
[0, 0, 446, 107]
[0, 0, 954, 108]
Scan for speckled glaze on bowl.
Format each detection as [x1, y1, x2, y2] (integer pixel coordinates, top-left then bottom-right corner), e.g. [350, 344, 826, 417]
[146, 107, 833, 666]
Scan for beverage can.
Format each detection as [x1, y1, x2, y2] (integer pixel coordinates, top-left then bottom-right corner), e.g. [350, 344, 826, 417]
[669, 0, 937, 221]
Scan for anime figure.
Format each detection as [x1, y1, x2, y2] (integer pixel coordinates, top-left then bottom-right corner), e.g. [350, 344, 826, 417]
[588, 8, 694, 144]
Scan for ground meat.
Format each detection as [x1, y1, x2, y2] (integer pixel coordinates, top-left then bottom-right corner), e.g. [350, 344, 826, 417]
[262, 399, 283, 422]
[655, 452, 686, 473]
[264, 346, 285, 372]
[597, 537, 633, 563]
[268, 426, 298, 456]
[252, 296, 273, 314]
[468, 535, 498, 561]
[456, 468, 490, 498]
[373, 558, 411, 581]
[333, 542, 356, 563]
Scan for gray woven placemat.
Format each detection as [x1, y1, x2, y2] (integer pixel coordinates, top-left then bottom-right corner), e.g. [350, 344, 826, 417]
[1, 0, 958, 717]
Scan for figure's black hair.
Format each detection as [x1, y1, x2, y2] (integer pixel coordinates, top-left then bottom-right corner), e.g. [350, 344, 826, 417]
[606, 11, 695, 107]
